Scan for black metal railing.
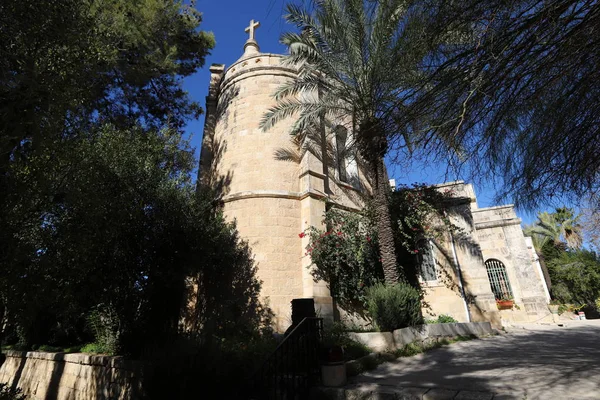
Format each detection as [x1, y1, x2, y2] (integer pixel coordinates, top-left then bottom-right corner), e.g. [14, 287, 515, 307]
[252, 317, 323, 400]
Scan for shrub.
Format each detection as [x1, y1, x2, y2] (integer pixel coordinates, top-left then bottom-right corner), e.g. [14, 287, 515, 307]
[426, 314, 458, 324]
[80, 343, 107, 354]
[365, 283, 423, 331]
[304, 208, 383, 313]
[143, 333, 278, 399]
[86, 304, 120, 355]
[320, 323, 372, 361]
[0, 383, 26, 400]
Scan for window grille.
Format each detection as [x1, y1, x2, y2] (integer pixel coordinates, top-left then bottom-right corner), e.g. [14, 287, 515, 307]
[418, 239, 437, 281]
[485, 259, 513, 300]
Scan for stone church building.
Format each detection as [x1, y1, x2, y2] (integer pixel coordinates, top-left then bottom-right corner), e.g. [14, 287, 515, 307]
[199, 21, 551, 330]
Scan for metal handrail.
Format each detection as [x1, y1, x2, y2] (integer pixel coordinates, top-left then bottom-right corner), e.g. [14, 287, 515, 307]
[252, 317, 323, 400]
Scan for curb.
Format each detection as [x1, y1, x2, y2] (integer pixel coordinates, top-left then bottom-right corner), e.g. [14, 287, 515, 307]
[312, 384, 522, 400]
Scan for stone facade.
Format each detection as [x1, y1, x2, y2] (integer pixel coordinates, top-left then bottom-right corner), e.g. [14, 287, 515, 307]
[420, 182, 551, 325]
[0, 351, 143, 400]
[471, 202, 551, 323]
[199, 28, 369, 330]
[418, 182, 501, 326]
[199, 24, 550, 330]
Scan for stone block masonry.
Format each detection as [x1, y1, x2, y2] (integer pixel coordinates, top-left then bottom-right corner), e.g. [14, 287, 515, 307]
[0, 350, 143, 400]
[348, 322, 494, 352]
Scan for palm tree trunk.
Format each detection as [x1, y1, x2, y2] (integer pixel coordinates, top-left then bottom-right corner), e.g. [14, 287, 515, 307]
[373, 156, 401, 284]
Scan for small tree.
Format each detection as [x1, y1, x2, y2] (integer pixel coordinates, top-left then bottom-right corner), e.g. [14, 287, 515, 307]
[548, 250, 600, 309]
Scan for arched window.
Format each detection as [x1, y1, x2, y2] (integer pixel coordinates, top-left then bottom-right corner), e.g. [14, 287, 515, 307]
[417, 239, 437, 282]
[335, 126, 348, 182]
[485, 259, 513, 300]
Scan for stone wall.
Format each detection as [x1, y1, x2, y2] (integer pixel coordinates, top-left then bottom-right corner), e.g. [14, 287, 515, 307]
[418, 182, 501, 326]
[0, 351, 143, 400]
[348, 322, 494, 352]
[199, 45, 370, 330]
[420, 236, 471, 323]
[473, 204, 551, 323]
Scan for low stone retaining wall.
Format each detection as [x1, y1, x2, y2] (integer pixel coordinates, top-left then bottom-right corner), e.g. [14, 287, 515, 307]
[348, 322, 493, 352]
[0, 350, 143, 399]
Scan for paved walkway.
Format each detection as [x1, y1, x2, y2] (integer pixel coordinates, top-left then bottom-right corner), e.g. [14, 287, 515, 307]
[346, 320, 600, 399]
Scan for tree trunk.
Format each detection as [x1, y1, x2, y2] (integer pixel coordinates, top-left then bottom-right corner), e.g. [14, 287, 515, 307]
[373, 156, 401, 284]
[538, 253, 552, 293]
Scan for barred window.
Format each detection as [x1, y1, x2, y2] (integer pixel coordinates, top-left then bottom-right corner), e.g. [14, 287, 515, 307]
[485, 259, 513, 300]
[418, 239, 437, 282]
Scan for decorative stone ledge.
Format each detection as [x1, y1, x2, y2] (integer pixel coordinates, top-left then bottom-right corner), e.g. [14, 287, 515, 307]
[474, 218, 522, 230]
[348, 322, 494, 352]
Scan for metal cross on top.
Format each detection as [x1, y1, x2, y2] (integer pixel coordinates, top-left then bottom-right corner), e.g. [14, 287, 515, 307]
[245, 19, 260, 41]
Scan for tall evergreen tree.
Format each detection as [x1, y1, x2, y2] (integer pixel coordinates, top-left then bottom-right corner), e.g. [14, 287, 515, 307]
[0, 0, 214, 352]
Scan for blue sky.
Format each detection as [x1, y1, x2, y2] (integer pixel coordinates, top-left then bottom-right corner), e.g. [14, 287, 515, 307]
[183, 0, 545, 224]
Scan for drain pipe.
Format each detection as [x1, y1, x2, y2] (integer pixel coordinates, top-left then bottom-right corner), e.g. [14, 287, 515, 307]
[449, 230, 471, 323]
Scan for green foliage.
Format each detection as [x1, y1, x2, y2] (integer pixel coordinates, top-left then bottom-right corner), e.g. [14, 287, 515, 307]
[390, 185, 462, 286]
[418, 1, 600, 208]
[143, 333, 278, 399]
[426, 315, 458, 324]
[305, 185, 458, 311]
[304, 206, 383, 312]
[0, 0, 216, 353]
[548, 250, 600, 308]
[321, 323, 372, 361]
[364, 283, 423, 332]
[0, 384, 26, 400]
[396, 342, 426, 358]
[79, 343, 106, 354]
[87, 305, 120, 355]
[261, 0, 461, 284]
[2, 125, 271, 356]
[0, 0, 214, 159]
[32, 344, 81, 353]
[524, 208, 583, 253]
[391, 185, 460, 252]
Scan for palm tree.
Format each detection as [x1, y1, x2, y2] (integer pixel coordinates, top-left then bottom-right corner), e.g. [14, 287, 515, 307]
[525, 208, 583, 251]
[524, 207, 583, 291]
[260, 0, 456, 284]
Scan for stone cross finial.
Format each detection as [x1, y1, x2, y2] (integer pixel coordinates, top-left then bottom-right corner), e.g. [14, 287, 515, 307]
[245, 19, 260, 41]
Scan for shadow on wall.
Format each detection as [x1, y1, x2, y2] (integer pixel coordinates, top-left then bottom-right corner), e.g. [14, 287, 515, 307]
[2, 352, 144, 400]
[200, 83, 241, 199]
[272, 120, 371, 208]
[426, 202, 498, 324]
[44, 354, 64, 400]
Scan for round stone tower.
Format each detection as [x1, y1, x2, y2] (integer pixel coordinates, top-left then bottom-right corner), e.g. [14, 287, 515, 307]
[199, 21, 337, 330]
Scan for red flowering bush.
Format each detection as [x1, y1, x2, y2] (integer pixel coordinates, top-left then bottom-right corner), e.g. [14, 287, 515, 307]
[302, 207, 383, 313]
[304, 185, 461, 313]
